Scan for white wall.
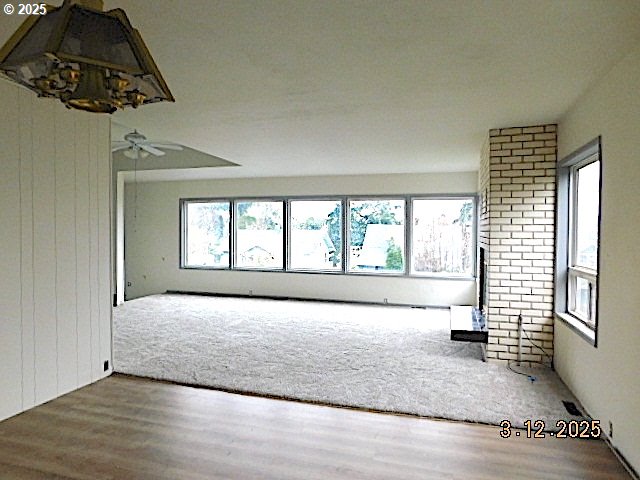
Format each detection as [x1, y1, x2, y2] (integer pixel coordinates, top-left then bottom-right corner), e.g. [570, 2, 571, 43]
[0, 82, 112, 421]
[556, 45, 640, 472]
[124, 172, 477, 307]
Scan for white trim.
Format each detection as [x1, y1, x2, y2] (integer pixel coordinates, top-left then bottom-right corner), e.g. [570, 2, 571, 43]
[555, 136, 601, 344]
[555, 313, 596, 344]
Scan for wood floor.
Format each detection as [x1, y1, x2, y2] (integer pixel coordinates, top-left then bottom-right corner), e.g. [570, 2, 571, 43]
[0, 375, 630, 480]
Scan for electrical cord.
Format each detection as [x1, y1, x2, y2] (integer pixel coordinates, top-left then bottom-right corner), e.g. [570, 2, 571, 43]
[507, 361, 535, 379]
[507, 314, 553, 380]
[507, 359, 553, 382]
[521, 328, 553, 361]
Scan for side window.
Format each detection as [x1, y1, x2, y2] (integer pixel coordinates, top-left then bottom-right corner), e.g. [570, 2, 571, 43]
[555, 137, 601, 344]
[567, 159, 600, 326]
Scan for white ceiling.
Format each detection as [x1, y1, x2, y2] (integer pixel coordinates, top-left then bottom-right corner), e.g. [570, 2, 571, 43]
[2, 1, 640, 179]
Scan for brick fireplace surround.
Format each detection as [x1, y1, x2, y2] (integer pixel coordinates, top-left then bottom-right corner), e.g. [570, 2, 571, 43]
[478, 125, 557, 365]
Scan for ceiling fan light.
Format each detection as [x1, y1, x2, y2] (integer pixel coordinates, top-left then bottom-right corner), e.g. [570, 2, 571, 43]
[123, 148, 149, 159]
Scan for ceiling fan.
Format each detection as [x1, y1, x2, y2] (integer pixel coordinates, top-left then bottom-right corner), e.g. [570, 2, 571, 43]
[112, 130, 184, 159]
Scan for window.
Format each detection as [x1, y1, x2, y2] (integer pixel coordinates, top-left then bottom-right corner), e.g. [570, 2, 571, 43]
[181, 194, 477, 279]
[411, 198, 474, 276]
[183, 201, 230, 268]
[289, 200, 342, 271]
[235, 200, 284, 269]
[555, 137, 601, 344]
[348, 199, 405, 273]
[568, 158, 600, 325]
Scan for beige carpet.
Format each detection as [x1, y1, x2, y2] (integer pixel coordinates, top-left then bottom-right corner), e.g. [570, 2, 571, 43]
[113, 293, 586, 429]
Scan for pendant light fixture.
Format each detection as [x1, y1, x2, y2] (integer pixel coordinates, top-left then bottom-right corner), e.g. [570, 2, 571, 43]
[0, 0, 174, 113]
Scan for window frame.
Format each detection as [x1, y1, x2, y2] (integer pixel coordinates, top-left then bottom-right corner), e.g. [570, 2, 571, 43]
[180, 198, 232, 270]
[346, 197, 408, 275]
[180, 194, 477, 280]
[287, 197, 344, 273]
[555, 137, 602, 345]
[233, 198, 286, 271]
[409, 196, 476, 277]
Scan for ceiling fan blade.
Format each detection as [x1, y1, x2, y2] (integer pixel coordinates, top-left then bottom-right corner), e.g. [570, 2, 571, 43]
[140, 144, 166, 156]
[151, 143, 184, 151]
[111, 144, 131, 152]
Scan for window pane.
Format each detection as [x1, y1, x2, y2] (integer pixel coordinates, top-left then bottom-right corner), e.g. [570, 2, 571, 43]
[185, 202, 230, 267]
[290, 200, 342, 270]
[235, 201, 283, 269]
[574, 161, 600, 270]
[349, 199, 405, 273]
[412, 199, 474, 275]
[571, 275, 592, 321]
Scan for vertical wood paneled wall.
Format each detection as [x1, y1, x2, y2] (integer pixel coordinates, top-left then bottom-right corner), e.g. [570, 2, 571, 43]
[0, 82, 112, 421]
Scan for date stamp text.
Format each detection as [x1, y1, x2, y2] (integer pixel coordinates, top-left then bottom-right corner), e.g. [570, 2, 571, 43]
[499, 419, 602, 439]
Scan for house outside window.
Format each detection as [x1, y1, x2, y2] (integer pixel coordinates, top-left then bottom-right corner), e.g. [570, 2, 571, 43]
[555, 137, 601, 344]
[181, 195, 476, 280]
[347, 199, 405, 273]
[289, 199, 342, 271]
[235, 200, 284, 270]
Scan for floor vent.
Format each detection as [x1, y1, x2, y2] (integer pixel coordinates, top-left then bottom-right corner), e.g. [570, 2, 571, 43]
[562, 400, 582, 416]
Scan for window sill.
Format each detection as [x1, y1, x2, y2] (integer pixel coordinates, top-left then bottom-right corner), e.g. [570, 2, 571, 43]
[555, 312, 596, 346]
[179, 265, 475, 280]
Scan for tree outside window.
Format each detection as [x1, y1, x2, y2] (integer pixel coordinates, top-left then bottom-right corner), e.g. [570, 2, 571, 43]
[184, 201, 230, 268]
[411, 198, 473, 276]
[290, 200, 342, 270]
[348, 199, 405, 273]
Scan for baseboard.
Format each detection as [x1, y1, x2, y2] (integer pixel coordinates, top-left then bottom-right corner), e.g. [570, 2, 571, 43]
[553, 373, 638, 479]
[164, 289, 451, 310]
[602, 434, 639, 480]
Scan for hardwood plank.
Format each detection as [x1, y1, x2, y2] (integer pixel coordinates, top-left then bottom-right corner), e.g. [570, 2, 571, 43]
[0, 375, 630, 479]
[0, 462, 75, 480]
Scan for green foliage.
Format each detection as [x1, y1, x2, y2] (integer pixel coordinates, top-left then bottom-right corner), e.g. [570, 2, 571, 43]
[385, 240, 404, 270]
[235, 201, 254, 229]
[195, 204, 227, 239]
[454, 201, 473, 225]
[236, 215, 256, 229]
[237, 202, 251, 216]
[299, 217, 324, 230]
[327, 206, 342, 254]
[236, 202, 281, 230]
[341, 201, 403, 247]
